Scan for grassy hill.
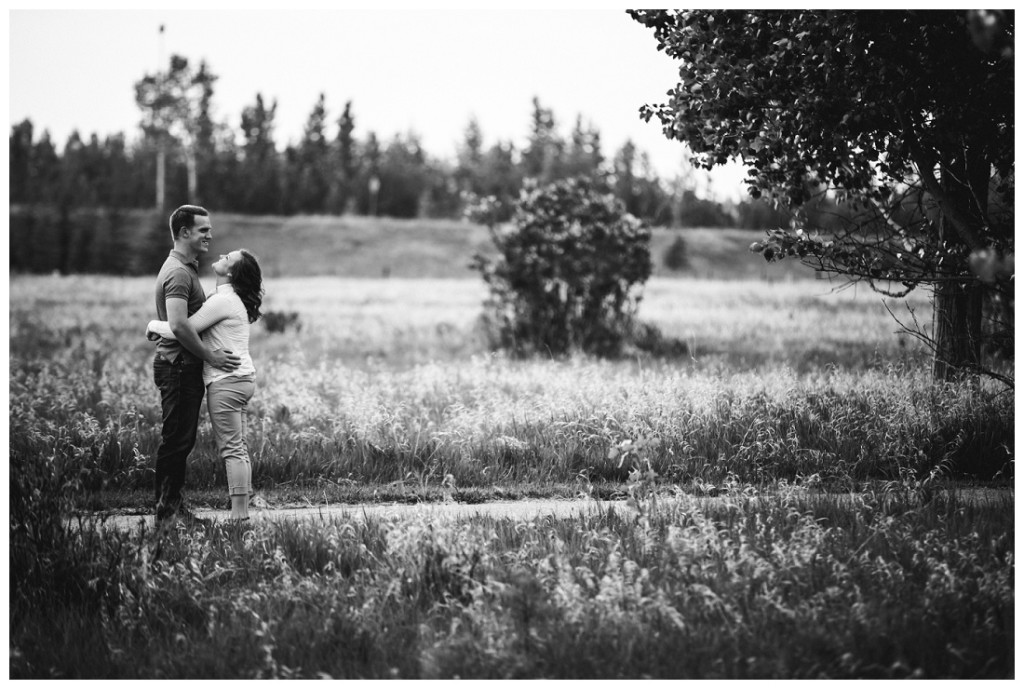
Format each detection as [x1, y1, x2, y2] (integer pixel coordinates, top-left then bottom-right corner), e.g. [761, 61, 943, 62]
[9, 205, 815, 280]
[204, 212, 816, 281]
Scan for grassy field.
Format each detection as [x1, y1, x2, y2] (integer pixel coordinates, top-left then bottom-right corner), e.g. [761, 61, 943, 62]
[9, 264, 1014, 678]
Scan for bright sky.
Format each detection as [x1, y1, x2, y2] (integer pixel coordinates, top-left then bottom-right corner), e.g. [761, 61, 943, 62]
[9, 7, 750, 201]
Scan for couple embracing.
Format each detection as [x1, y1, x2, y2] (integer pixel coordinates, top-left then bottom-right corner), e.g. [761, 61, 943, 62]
[148, 204, 264, 527]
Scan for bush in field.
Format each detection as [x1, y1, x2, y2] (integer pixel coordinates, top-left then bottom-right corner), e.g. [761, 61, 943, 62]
[262, 310, 301, 333]
[470, 177, 652, 357]
[663, 235, 690, 272]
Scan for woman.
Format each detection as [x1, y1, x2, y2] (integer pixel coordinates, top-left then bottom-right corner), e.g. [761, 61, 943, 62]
[148, 249, 264, 521]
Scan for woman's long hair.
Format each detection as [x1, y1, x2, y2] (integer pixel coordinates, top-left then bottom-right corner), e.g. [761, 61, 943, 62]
[232, 249, 264, 324]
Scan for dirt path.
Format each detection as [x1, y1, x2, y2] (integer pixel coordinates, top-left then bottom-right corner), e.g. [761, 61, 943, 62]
[87, 498, 631, 532]
[81, 488, 1013, 533]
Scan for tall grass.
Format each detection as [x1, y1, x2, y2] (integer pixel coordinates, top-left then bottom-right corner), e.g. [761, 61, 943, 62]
[9, 273, 1013, 678]
[9, 275, 1010, 498]
[10, 489, 1013, 678]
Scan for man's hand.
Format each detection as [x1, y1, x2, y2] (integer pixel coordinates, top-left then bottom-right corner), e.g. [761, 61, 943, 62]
[209, 349, 241, 371]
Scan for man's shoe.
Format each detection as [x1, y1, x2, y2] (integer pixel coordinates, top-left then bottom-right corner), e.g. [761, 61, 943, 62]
[155, 502, 178, 527]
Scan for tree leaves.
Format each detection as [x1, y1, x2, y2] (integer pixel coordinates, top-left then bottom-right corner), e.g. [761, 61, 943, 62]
[632, 9, 1013, 215]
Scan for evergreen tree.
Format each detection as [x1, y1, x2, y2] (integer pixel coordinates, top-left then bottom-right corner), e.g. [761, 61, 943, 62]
[455, 117, 485, 197]
[326, 100, 358, 214]
[521, 97, 564, 184]
[99, 133, 138, 208]
[564, 114, 605, 180]
[239, 93, 282, 214]
[376, 133, 429, 218]
[9, 120, 33, 204]
[279, 143, 301, 215]
[611, 140, 672, 225]
[294, 93, 331, 213]
[207, 121, 243, 211]
[191, 60, 219, 205]
[612, 140, 639, 215]
[356, 131, 382, 215]
[478, 140, 523, 219]
[57, 131, 97, 208]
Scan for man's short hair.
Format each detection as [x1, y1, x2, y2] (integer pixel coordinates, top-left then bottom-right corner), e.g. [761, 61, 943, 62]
[168, 205, 209, 239]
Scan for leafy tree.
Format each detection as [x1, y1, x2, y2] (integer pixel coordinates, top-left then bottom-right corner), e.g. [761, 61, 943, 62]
[470, 177, 652, 357]
[631, 9, 1014, 383]
[134, 55, 217, 208]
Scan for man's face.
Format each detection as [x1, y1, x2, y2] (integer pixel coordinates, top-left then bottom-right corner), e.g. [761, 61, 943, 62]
[182, 214, 212, 255]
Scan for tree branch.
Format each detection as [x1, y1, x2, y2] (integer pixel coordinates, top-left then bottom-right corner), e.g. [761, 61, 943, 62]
[897, 110, 987, 251]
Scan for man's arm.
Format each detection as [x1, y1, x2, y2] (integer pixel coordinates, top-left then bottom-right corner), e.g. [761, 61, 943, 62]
[166, 297, 241, 370]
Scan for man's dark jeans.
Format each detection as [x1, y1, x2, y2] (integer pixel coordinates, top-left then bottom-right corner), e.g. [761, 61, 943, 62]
[153, 356, 205, 509]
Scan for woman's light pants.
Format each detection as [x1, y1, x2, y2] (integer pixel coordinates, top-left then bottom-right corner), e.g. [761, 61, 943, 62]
[206, 375, 255, 497]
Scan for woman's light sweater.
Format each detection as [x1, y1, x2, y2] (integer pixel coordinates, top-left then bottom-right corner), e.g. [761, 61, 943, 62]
[148, 283, 255, 386]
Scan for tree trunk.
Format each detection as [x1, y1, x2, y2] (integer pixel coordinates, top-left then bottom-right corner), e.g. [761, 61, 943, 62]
[156, 144, 166, 211]
[930, 148, 990, 381]
[186, 151, 198, 203]
[932, 279, 984, 381]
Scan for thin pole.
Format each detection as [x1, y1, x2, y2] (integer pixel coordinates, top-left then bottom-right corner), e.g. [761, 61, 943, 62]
[155, 23, 167, 211]
[158, 23, 165, 69]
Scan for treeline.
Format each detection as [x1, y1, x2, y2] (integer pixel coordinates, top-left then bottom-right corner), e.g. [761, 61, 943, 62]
[9, 103, 740, 225]
[9, 207, 171, 276]
[10, 55, 852, 228]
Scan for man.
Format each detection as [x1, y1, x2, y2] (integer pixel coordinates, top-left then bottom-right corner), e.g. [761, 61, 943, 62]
[153, 205, 240, 526]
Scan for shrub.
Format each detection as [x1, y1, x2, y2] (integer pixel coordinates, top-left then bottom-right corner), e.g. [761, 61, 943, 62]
[262, 311, 301, 333]
[663, 235, 690, 272]
[469, 177, 652, 357]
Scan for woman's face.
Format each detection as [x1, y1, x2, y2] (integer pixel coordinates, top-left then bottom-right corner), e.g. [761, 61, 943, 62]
[213, 250, 243, 278]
